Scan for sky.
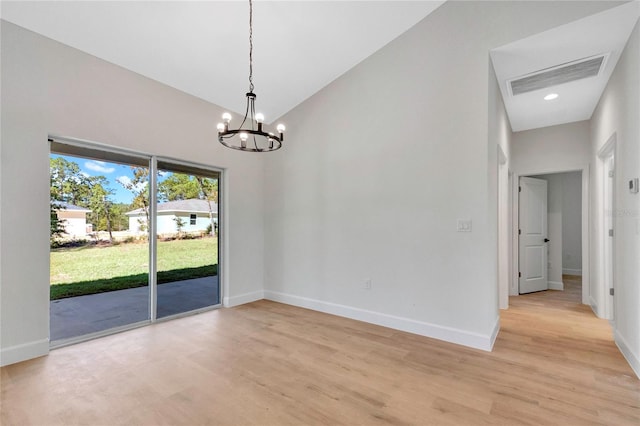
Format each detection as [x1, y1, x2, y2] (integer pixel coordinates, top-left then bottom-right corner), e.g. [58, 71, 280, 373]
[51, 154, 162, 204]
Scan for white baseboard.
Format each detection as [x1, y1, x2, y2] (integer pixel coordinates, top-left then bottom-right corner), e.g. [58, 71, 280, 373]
[589, 296, 600, 317]
[264, 290, 498, 352]
[0, 339, 49, 367]
[614, 329, 640, 379]
[548, 281, 564, 291]
[488, 316, 500, 351]
[563, 268, 582, 276]
[223, 290, 264, 308]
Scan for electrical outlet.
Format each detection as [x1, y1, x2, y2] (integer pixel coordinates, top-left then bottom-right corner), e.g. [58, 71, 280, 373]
[364, 279, 372, 290]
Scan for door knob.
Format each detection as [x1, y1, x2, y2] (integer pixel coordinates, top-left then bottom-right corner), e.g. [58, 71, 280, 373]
[544, 238, 550, 242]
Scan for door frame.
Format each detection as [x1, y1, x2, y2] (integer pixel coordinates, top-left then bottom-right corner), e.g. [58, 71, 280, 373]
[497, 145, 509, 309]
[597, 133, 616, 321]
[511, 164, 590, 305]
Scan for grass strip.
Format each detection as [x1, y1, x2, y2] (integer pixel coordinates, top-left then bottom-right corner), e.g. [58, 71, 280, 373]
[50, 264, 217, 300]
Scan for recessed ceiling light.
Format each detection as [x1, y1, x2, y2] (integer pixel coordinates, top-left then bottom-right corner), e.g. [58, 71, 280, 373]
[544, 93, 559, 101]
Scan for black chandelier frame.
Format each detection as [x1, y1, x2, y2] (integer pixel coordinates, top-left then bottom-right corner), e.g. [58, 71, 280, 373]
[218, 92, 284, 152]
[217, 0, 285, 153]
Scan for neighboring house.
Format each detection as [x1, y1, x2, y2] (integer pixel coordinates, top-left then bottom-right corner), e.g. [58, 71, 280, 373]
[53, 202, 91, 238]
[125, 199, 218, 234]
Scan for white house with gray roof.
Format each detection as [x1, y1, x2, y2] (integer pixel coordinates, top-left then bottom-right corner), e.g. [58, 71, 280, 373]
[125, 199, 218, 235]
[53, 202, 92, 238]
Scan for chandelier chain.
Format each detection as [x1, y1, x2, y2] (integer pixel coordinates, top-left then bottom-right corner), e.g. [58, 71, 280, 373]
[248, 0, 254, 93]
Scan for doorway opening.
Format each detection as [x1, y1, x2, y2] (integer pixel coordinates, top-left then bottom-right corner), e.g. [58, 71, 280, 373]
[516, 170, 585, 301]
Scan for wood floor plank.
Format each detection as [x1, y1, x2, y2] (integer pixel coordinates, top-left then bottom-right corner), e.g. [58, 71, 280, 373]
[1, 276, 638, 425]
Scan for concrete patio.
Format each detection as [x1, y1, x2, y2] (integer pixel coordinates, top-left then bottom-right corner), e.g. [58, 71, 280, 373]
[50, 275, 219, 342]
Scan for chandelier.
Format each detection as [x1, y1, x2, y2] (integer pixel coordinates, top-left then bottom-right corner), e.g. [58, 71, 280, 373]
[217, 0, 285, 152]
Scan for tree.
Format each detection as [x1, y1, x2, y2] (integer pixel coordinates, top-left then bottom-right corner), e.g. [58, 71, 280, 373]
[195, 176, 218, 236]
[173, 216, 186, 237]
[50, 157, 121, 240]
[158, 173, 218, 202]
[50, 157, 93, 206]
[50, 157, 91, 241]
[109, 204, 129, 231]
[117, 167, 150, 234]
[50, 203, 66, 243]
[88, 177, 116, 243]
[158, 174, 199, 201]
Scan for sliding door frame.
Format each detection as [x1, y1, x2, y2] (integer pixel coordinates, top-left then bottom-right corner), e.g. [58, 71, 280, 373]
[49, 135, 224, 346]
[155, 156, 224, 322]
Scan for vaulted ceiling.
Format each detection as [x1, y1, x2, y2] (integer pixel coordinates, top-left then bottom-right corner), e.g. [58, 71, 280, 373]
[2, 1, 638, 131]
[1, 1, 445, 122]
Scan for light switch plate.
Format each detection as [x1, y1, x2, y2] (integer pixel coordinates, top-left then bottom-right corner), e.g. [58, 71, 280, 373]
[457, 219, 472, 232]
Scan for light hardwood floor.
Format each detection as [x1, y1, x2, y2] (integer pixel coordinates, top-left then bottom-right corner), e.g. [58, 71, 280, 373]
[2, 277, 639, 425]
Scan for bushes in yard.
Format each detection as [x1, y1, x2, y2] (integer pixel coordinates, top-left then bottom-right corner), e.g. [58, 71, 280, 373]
[50, 239, 91, 249]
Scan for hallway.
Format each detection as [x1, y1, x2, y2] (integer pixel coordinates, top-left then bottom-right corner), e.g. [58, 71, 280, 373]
[495, 275, 639, 423]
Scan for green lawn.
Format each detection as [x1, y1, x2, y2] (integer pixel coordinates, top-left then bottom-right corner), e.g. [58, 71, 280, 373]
[50, 237, 218, 300]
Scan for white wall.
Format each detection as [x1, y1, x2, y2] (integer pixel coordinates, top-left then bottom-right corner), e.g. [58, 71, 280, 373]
[590, 18, 640, 378]
[158, 213, 213, 234]
[129, 213, 217, 234]
[0, 21, 265, 366]
[128, 216, 145, 234]
[263, 1, 616, 351]
[562, 172, 583, 275]
[512, 122, 591, 174]
[57, 211, 89, 238]
[489, 60, 513, 309]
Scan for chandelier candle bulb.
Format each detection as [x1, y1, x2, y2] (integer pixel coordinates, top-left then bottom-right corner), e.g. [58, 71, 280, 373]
[222, 112, 232, 123]
[217, 123, 225, 132]
[239, 132, 248, 148]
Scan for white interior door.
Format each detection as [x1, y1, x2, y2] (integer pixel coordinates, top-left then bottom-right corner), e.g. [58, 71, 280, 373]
[519, 177, 548, 294]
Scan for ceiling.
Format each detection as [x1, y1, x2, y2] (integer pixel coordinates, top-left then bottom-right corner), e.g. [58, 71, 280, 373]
[491, 1, 640, 132]
[2, 1, 638, 131]
[0, 0, 445, 122]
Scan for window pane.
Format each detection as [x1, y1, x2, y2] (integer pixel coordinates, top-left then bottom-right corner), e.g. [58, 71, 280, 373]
[156, 167, 220, 318]
[49, 149, 150, 343]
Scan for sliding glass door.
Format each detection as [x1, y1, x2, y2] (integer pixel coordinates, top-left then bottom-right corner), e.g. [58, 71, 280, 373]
[155, 160, 220, 318]
[49, 144, 151, 343]
[49, 140, 222, 345]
